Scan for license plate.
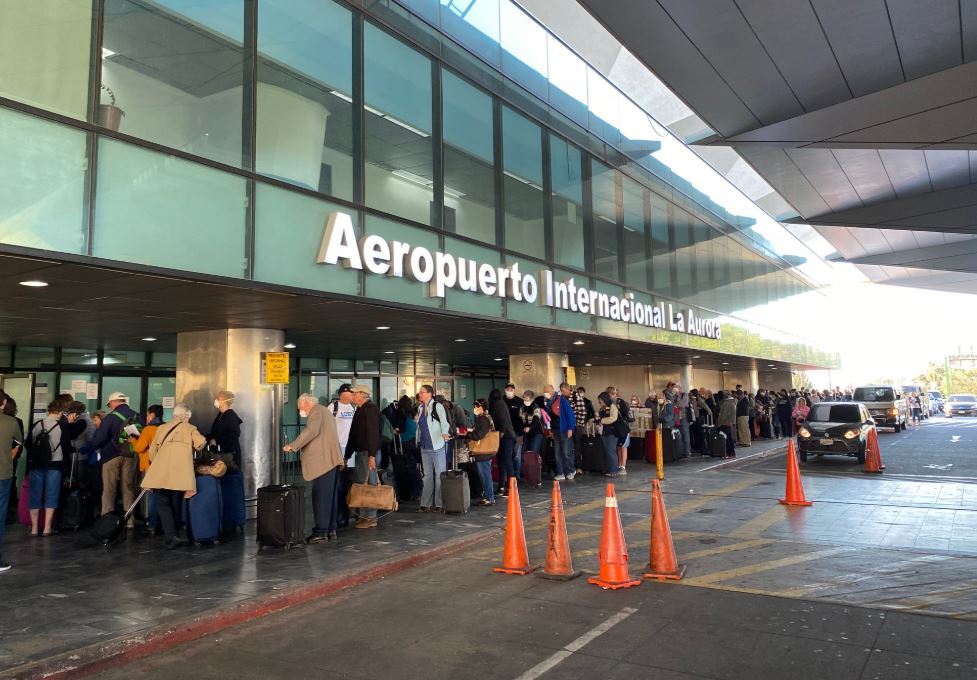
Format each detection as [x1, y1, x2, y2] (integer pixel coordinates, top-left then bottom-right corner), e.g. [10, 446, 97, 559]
[819, 438, 834, 446]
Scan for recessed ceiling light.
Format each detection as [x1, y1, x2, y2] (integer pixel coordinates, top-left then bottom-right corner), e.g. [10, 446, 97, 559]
[573, 340, 585, 346]
[721, 362, 729, 365]
[692, 355, 701, 359]
[384, 351, 395, 355]
[768, 364, 775, 367]
[141, 337, 157, 342]
[284, 343, 296, 349]
[771, 367, 778, 370]
[454, 338, 466, 342]
[376, 325, 390, 330]
[585, 363, 592, 367]
[625, 353, 631, 356]
[493, 357, 504, 362]
[19, 280, 48, 287]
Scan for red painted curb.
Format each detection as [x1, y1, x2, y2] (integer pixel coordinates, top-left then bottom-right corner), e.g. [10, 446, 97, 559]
[2, 527, 500, 680]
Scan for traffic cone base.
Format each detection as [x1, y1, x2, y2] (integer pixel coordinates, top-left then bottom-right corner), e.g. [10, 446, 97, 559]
[643, 564, 686, 581]
[540, 568, 581, 580]
[778, 497, 814, 506]
[494, 477, 539, 576]
[587, 575, 641, 589]
[779, 440, 813, 506]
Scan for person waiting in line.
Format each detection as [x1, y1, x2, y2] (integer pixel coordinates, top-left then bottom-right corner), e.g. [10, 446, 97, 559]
[141, 403, 205, 550]
[571, 386, 595, 474]
[717, 391, 737, 458]
[348, 385, 381, 528]
[502, 384, 523, 480]
[88, 392, 139, 523]
[735, 390, 752, 448]
[0, 393, 21, 572]
[414, 385, 449, 512]
[791, 397, 810, 436]
[130, 404, 164, 535]
[466, 399, 496, 507]
[396, 395, 421, 502]
[284, 394, 345, 543]
[597, 391, 622, 477]
[545, 383, 576, 481]
[208, 391, 242, 472]
[27, 401, 73, 536]
[519, 390, 545, 456]
[489, 388, 517, 495]
[677, 392, 691, 459]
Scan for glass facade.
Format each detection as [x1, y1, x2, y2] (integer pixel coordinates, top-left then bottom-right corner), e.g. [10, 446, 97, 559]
[0, 0, 838, 369]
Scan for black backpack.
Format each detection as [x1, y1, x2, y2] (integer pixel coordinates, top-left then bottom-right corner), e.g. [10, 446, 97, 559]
[28, 421, 61, 468]
[617, 398, 635, 424]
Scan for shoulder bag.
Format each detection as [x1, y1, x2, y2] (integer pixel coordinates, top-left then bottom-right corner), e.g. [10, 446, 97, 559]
[469, 415, 500, 455]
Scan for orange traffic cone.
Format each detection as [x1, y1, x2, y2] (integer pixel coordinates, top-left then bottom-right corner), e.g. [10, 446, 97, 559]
[539, 480, 581, 580]
[644, 479, 686, 581]
[779, 439, 813, 507]
[494, 477, 538, 575]
[863, 428, 885, 473]
[588, 484, 641, 590]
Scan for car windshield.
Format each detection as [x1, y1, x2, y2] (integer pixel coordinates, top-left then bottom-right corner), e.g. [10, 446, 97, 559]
[901, 386, 918, 394]
[807, 405, 861, 423]
[949, 395, 977, 402]
[853, 387, 894, 402]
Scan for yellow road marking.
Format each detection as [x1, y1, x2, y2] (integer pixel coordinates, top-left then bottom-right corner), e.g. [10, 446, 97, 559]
[769, 554, 949, 598]
[682, 547, 854, 586]
[681, 538, 777, 560]
[883, 579, 977, 611]
[730, 507, 786, 538]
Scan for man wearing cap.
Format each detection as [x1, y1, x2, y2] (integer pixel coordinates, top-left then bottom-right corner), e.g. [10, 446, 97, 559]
[347, 385, 381, 529]
[88, 392, 140, 520]
[329, 384, 357, 456]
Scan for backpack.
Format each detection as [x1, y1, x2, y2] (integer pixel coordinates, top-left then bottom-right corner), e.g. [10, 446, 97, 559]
[379, 412, 395, 445]
[617, 398, 635, 424]
[110, 411, 140, 458]
[29, 421, 61, 468]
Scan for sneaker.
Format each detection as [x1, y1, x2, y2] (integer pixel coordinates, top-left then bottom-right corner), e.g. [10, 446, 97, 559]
[554, 474, 566, 481]
[618, 467, 628, 475]
[305, 534, 327, 544]
[0, 562, 10, 573]
[566, 472, 576, 480]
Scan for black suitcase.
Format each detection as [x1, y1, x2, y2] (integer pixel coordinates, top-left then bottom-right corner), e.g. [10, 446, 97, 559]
[542, 438, 556, 475]
[661, 428, 679, 463]
[93, 489, 148, 546]
[391, 438, 421, 502]
[441, 446, 470, 513]
[708, 429, 727, 457]
[256, 485, 305, 549]
[580, 436, 606, 473]
[60, 455, 94, 530]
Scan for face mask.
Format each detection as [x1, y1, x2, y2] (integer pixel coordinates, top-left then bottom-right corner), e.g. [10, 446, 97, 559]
[298, 410, 308, 419]
[523, 399, 532, 407]
[214, 400, 221, 409]
[544, 392, 552, 400]
[505, 390, 515, 398]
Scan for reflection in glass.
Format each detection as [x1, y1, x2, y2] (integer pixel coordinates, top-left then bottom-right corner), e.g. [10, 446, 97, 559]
[649, 193, 672, 297]
[590, 159, 619, 280]
[550, 135, 584, 270]
[101, 0, 245, 166]
[94, 138, 247, 279]
[502, 107, 544, 259]
[0, 108, 87, 254]
[0, 0, 92, 120]
[622, 176, 648, 288]
[257, 0, 354, 199]
[442, 71, 496, 242]
[364, 23, 434, 225]
[440, 0, 500, 67]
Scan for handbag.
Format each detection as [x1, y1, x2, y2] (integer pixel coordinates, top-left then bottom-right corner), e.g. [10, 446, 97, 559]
[195, 457, 227, 478]
[347, 475, 398, 512]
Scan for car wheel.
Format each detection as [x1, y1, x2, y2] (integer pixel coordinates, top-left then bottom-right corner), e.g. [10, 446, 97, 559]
[856, 445, 865, 464]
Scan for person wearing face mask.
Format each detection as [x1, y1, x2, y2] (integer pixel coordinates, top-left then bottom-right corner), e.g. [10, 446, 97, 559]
[207, 391, 243, 471]
[571, 386, 594, 474]
[466, 400, 496, 506]
[502, 384, 523, 480]
[545, 383, 577, 481]
[488, 389, 518, 496]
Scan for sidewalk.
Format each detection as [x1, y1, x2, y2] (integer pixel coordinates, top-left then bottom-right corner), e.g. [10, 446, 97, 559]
[0, 442, 783, 679]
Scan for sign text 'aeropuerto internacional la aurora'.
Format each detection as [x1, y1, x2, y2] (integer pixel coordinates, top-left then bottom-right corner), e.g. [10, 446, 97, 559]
[316, 213, 722, 340]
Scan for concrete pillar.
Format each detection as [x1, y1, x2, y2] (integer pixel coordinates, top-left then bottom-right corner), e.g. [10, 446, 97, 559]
[680, 364, 693, 392]
[509, 353, 567, 394]
[748, 368, 760, 393]
[176, 329, 285, 515]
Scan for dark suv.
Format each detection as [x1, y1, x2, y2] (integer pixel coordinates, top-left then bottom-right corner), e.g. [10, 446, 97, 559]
[796, 402, 876, 464]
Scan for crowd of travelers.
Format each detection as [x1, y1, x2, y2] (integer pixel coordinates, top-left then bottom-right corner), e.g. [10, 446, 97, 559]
[0, 389, 243, 571]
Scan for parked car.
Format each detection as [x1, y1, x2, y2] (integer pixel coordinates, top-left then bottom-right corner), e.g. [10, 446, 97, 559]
[945, 394, 977, 418]
[927, 390, 944, 416]
[796, 402, 876, 464]
[853, 385, 908, 432]
[901, 385, 929, 419]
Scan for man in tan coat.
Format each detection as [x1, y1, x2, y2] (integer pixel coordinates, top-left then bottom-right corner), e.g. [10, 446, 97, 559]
[284, 393, 344, 544]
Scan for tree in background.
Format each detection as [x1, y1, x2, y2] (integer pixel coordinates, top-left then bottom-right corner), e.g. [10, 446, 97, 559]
[915, 362, 977, 395]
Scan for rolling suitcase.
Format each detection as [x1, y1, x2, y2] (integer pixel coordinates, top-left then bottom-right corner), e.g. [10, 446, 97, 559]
[93, 489, 148, 546]
[257, 484, 305, 549]
[580, 437, 606, 473]
[219, 470, 247, 534]
[661, 428, 679, 463]
[59, 453, 93, 531]
[185, 475, 223, 545]
[440, 447, 470, 514]
[391, 438, 421, 502]
[521, 450, 542, 487]
[708, 429, 727, 458]
[644, 430, 660, 464]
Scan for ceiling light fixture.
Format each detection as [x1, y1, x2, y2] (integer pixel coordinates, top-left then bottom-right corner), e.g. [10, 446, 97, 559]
[573, 340, 585, 346]
[721, 362, 729, 365]
[384, 351, 395, 355]
[691, 355, 701, 359]
[454, 338, 466, 342]
[19, 280, 48, 287]
[493, 357, 504, 362]
[141, 337, 157, 342]
[375, 326, 390, 330]
[585, 363, 592, 367]
[284, 343, 296, 349]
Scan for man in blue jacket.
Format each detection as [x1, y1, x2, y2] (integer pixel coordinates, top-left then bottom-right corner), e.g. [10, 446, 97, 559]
[87, 392, 139, 522]
[545, 382, 577, 481]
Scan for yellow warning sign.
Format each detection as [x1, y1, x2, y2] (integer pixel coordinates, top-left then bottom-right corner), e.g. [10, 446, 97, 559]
[263, 352, 290, 384]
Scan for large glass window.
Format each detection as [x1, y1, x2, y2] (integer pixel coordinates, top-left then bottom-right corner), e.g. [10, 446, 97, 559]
[622, 176, 648, 289]
[589, 159, 619, 280]
[673, 208, 693, 296]
[550, 135, 584, 270]
[0, 0, 92, 120]
[442, 71, 496, 243]
[94, 138, 247, 278]
[0, 107, 87, 254]
[257, 0, 354, 199]
[364, 23, 434, 225]
[502, 107, 544, 259]
[100, 0, 244, 166]
[649, 193, 672, 297]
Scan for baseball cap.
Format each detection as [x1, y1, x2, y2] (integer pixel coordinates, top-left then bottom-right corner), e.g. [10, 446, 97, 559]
[107, 392, 129, 404]
[351, 384, 372, 396]
[337, 383, 353, 395]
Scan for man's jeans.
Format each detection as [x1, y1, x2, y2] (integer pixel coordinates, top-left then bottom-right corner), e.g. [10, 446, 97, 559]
[312, 466, 339, 535]
[553, 433, 574, 477]
[420, 446, 446, 508]
[0, 477, 12, 562]
[354, 452, 379, 519]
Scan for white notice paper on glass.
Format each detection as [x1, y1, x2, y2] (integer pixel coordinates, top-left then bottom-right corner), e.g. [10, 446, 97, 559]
[86, 383, 99, 400]
[71, 379, 87, 394]
[162, 397, 175, 409]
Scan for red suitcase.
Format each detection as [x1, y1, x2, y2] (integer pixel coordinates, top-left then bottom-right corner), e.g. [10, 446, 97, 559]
[521, 450, 542, 487]
[644, 430, 660, 464]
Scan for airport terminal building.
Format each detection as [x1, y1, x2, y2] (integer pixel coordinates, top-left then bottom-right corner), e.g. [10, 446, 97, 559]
[0, 0, 838, 497]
